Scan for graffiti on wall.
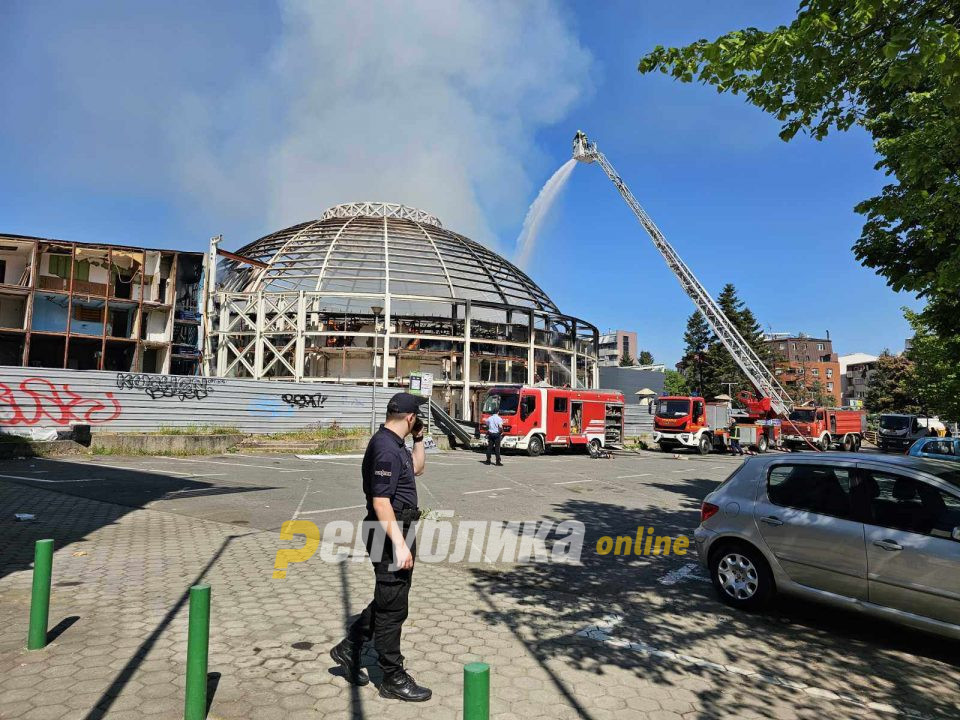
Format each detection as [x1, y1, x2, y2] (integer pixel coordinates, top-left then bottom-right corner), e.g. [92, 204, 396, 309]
[116, 373, 224, 401]
[0, 378, 122, 426]
[282, 393, 328, 409]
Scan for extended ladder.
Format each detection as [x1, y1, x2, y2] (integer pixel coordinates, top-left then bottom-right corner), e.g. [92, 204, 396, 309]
[572, 131, 795, 417]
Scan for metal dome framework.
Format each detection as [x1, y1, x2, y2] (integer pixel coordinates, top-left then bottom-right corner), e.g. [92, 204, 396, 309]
[212, 203, 599, 418]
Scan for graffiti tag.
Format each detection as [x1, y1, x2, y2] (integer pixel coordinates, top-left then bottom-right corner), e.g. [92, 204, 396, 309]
[281, 393, 328, 409]
[116, 373, 224, 401]
[0, 378, 122, 426]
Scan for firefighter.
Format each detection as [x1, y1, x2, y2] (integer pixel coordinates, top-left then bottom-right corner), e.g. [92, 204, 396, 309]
[329, 392, 432, 702]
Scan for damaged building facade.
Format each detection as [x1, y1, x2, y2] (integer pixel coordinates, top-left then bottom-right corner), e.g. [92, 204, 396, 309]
[0, 234, 203, 374]
[212, 202, 600, 418]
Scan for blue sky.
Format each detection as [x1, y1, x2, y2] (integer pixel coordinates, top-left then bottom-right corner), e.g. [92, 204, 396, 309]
[0, 1, 919, 365]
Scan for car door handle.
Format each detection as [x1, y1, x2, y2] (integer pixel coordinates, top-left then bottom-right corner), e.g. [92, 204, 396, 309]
[760, 516, 783, 526]
[873, 539, 903, 552]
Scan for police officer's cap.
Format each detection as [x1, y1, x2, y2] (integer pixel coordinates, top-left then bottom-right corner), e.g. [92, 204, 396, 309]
[387, 392, 428, 414]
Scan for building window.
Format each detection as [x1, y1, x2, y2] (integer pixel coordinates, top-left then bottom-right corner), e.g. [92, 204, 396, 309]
[72, 305, 104, 323]
[622, 337, 630, 357]
[779, 343, 785, 350]
[826, 368, 833, 377]
[812, 368, 819, 376]
[826, 382, 834, 392]
[817, 343, 824, 351]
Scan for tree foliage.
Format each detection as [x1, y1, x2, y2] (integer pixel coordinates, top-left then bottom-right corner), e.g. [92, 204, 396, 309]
[663, 369, 690, 396]
[638, 350, 655, 365]
[619, 352, 635, 367]
[639, 0, 960, 337]
[864, 350, 921, 414]
[677, 285, 770, 400]
[904, 309, 960, 419]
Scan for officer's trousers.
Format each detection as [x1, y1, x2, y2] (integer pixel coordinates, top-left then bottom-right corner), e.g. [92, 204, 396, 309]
[349, 519, 416, 678]
[486, 432, 502, 463]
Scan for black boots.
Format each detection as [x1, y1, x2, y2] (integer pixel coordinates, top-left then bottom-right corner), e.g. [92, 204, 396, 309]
[379, 670, 433, 702]
[329, 639, 369, 686]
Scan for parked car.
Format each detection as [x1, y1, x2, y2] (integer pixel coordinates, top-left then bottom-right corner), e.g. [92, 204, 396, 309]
[909, 437, 960, 462]
[695, 453, 960, 639]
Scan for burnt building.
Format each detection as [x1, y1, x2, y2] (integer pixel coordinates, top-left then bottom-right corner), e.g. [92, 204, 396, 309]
[0, 234, 202, 374]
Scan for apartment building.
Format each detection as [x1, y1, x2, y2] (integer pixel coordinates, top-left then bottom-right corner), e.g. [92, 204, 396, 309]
[839, 353, 878, 409]
[0, 234, 203, 374]
[764, 332, 842, 406]
[598, 329, 638, 367]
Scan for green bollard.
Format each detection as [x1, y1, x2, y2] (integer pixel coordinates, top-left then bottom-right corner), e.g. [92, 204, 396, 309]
[27, 539, 54, 650]
[184, 584, 211, 720]
[463, 662, 490, 720]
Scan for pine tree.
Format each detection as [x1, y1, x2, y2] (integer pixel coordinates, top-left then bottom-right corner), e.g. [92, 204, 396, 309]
[679, 311, 714, 396]
[638, 350, 655, 365]
[712, 284, 771, 401]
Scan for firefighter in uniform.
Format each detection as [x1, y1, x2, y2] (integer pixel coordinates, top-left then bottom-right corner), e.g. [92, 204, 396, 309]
[330, 392, 432, 702]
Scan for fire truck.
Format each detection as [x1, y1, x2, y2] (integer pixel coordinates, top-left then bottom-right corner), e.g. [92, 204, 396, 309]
[479, 385, 624, 456]
[652, 393, 781, 454]
[781, 406, 866, 451]
[571, 130, 849, 454]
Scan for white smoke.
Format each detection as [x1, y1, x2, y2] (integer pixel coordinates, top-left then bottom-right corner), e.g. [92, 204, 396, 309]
[7, 1, 593, 248]
[513, 158, 577, 269]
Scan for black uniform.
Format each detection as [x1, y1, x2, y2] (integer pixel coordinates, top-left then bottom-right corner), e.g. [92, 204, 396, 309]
[348, 425, 420, 679]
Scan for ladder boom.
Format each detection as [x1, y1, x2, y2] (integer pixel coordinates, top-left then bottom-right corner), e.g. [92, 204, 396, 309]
[572, 131, 794, 416]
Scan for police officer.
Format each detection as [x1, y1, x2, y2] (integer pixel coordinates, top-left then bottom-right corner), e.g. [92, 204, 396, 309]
[330, 392, 432, 702]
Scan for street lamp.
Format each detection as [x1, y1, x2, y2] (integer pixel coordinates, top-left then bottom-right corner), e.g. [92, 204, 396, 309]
[370, 305, 383, 434]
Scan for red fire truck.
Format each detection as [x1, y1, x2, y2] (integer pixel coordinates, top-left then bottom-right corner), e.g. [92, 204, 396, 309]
[781, 406, 865, 451]
[479, 385, 625, 456]
[652, 394, 781, 454]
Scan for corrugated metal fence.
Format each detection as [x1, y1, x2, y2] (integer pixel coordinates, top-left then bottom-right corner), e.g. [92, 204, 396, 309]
[0, 366, 397, 433]
[624, 405, 654, 438]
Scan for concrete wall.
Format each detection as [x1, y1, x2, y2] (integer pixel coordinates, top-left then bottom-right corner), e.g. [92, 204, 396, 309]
[0, 366, 397, 433]
[599, 366, 666, 404]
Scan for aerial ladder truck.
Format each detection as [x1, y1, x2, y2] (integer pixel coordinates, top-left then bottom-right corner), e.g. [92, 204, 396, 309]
[572, 131, 863, 454]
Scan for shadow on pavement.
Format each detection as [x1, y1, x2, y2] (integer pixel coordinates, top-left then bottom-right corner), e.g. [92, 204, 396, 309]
[0, 457, 275, 583]
[470, 476, 960, 719]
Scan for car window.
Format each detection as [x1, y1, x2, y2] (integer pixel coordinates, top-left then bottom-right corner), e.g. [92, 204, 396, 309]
[767, 464, 855, 519]
[859, 470, 960, 539]
[922, 440, 955, 456]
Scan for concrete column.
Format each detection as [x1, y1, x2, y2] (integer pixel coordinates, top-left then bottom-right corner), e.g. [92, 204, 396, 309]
[253, 291, 265, 379]
[527, 310, 535, 385]
[216, 294, 228, 376]
[295, 291, 306, 381]
[461, 300, 472, 419]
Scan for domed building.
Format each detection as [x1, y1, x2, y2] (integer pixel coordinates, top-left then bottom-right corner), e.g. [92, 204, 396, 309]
[212, 202, 599, 418]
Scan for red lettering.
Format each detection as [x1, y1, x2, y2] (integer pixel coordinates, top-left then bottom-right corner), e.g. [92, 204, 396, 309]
[0, 378, 122, 427]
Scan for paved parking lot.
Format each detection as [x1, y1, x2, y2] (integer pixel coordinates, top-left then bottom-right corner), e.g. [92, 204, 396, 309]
[1, 447, 958, 719]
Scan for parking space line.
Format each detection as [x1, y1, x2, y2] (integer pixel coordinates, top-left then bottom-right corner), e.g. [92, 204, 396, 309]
[656, 563, 709, 585]
[553, 479, 595, 485]
[671, 468, 694, 473]
[298, 504, 366, 515]
[292, 478, 314, 519]
[463, 487, 512, 495]
[616, 473, 651, 479]
[0, 473, 96, 484]
[162, 457, 307, 472]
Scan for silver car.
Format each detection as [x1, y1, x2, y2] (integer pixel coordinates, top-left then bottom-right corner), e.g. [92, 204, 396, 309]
[695, 453, 960, 639]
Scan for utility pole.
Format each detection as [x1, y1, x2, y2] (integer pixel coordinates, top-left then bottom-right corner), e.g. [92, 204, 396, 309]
[370, 305, 383, 435]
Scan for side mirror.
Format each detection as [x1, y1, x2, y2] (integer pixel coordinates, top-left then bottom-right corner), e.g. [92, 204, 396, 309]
[953, 527, 960, 542]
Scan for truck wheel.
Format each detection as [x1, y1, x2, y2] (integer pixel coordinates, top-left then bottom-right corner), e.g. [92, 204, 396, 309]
[756, 435, 768, 453]
[697, 435, 711, 455]
[853, 435, 862, 452]
[658, 443, 671, 453]
[819, 435, 831, 452]
[842, 435, 854, 452]
[527, 435, 544, 457]
[588, 438, 602, 457]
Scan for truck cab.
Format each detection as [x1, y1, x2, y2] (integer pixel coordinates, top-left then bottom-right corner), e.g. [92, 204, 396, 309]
[878, 413, 944, 452]
[652, 395, 713, 454]
[782, 406, 865, 451]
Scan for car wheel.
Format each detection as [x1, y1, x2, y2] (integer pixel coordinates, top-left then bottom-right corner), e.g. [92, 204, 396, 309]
[710, 543, 774, 611]
[756, 435, 768, 453]
[527, 435, 544, 457]
[588, 438, 602, 457]
[697, 435, 711, 455]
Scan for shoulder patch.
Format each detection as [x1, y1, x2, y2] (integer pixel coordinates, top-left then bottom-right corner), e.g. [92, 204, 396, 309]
[374, 460, 394, 478]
